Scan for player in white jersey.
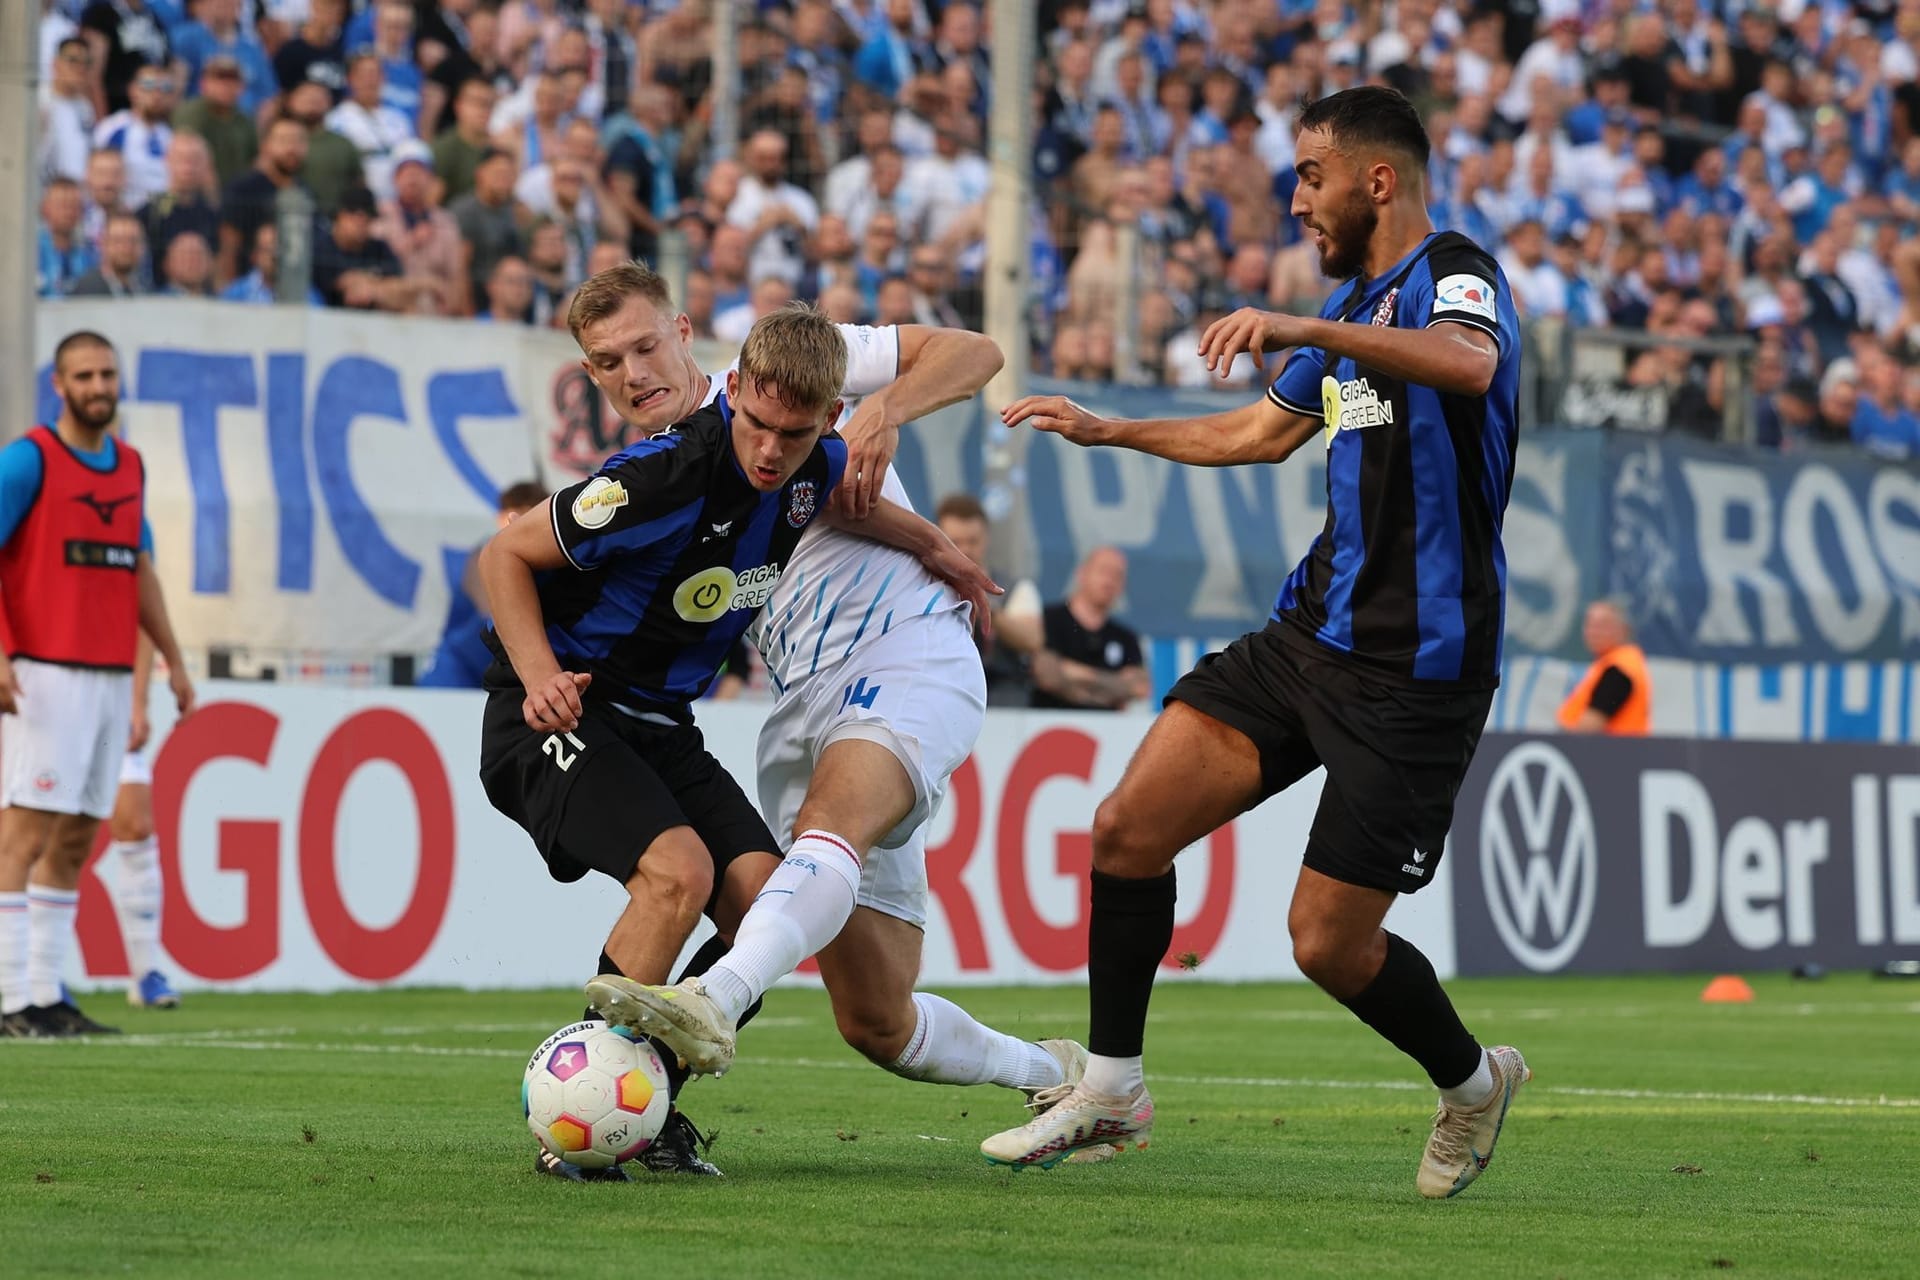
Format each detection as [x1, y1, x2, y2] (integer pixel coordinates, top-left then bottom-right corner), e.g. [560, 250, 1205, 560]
[581, 266, 1096, 1113]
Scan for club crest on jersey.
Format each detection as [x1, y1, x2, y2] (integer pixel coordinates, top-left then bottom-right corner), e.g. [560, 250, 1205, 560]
[571, 476, 629, 530]
[1370, 287, 1399, 326]
[1433, 273, 1497, 322]
[786, 480, 818, 528]
[673, 563, 782, 623]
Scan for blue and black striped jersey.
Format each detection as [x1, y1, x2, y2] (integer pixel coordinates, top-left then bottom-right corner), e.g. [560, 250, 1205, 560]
[1267, 231, 1521, 688]
[493, 398, 847, 719]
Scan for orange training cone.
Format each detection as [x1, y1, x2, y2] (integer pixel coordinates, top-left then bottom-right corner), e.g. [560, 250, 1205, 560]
[1701, 975, 1755, 1003]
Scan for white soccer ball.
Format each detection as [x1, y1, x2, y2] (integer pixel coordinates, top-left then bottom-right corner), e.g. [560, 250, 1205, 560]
[523, 1019, 672, 1168]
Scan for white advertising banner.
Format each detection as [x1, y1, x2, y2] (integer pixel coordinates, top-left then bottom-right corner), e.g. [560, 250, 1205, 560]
[68, 684, 1457, 992]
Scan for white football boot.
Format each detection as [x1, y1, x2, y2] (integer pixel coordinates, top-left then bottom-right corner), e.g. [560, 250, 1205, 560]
[981, 1079, 1154, 1169]
[1417, 1044, 1530, 1199]
[585, 975, 736, 1077]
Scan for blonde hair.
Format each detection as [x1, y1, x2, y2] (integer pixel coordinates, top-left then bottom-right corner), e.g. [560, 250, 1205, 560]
[566, 260, 675, 341]
[735, 303, 847, 419]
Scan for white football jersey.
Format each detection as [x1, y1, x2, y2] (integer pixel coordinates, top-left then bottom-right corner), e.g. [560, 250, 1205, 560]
[700, 325, 962, 695]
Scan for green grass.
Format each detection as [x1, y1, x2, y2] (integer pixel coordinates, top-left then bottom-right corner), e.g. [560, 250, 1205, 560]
[2, 973, 1917, 1278]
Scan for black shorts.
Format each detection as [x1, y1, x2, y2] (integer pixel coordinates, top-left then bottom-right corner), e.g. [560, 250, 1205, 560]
[477, 687, 777, 905]
[1166, 622, 1494, 895]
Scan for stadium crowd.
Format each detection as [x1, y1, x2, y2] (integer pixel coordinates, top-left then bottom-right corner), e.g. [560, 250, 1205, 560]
[29, 0, 1920, 456]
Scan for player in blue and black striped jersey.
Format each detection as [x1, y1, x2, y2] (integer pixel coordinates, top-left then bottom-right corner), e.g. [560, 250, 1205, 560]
[984, 86, 1531, 1197]
[476, 302, 992, 1179]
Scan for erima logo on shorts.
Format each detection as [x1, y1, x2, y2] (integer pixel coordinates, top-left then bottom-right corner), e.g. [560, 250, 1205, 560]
[571, 476, 629, 530]
[1433, 273, 1497, 322]
[1320, 374, 1396, 439]
[674, 564, 782, 623]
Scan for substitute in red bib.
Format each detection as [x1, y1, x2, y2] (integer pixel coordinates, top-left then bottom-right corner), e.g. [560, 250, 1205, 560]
[0, 331, 195, 1039]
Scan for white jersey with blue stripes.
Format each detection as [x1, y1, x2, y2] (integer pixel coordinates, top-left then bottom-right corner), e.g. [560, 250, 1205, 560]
[699, 325, 964, 696]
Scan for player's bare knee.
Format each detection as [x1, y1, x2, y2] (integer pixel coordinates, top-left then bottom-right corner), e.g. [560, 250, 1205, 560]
[1090, 793, 1170, 876]
[838, 1004, 913, 1065]
[628, 836, 714, 920]
[1290, 926, 1371, 998]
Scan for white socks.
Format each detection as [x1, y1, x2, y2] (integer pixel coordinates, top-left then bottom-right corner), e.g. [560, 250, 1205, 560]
[1082, 1053, 1145, 1097]
[26, 885, 79, 1007]
[0, 893, 27, 1015]
[111, 838, 162, 978]
[1440, 1048, 1495, 1108]
[702, 830, 863, 1024]
[885, 992, 1064, 1090]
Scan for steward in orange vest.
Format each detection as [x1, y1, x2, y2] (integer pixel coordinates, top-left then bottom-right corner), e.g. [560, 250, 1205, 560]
[1556, 600, 1651, 735]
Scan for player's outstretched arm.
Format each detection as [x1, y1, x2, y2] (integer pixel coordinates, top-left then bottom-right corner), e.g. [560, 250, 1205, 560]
[822, 497, 1005, 634]
[134, 552, 195, 719]
[1201, 307, 1498, 397]
[837, 327, 1004, 518]
[1001, 393, 1320, 467]
[477, 498, 592, 733]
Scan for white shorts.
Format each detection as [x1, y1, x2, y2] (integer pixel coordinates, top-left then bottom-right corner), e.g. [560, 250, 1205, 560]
[755, 610, 986, 928]
[0, 659, 134, 819]
[120, 747, 152, 787]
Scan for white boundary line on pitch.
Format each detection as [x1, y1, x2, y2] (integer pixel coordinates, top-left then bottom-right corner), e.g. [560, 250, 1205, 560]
[15, 1033, 1918, 1110]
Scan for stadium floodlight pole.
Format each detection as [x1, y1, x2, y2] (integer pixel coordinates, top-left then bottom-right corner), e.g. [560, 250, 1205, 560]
[711, 0, 740, 162]
[982, 0, 1035, 582]
[0, 0, 38, 440]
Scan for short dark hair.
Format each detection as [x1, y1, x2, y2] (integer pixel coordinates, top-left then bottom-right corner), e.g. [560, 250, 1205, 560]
[54, 330, 116, 371]
[1296, 85, 1431, 175]
[935, 493, 986, 524]
[498, 480, 548, 513]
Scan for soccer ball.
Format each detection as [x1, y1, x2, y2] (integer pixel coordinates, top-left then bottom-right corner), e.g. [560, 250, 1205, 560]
[523, 1019, 672, 1168]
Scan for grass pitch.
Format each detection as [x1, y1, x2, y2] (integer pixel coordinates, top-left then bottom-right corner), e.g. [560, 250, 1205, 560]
[2, 972, 1916, 1278]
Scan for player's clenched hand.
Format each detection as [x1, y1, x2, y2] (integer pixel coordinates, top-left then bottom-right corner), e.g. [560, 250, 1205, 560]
[524, 671, 592, 733]
[921, 539, 1003, 640]
[1198, 308, 1304, 375]
[1000, 395, 1108, 446]
[0, 654, 17, 715]
[836, 397, 898, 520]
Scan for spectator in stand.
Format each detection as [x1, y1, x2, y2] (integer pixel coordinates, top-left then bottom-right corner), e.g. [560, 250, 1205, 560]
[905, 246, 964, 329]
[477, 254, 535, 324]
[80, 148, 127, 252]
[274, 0, 348, 96]
[327, 52, 415, 202]
[159, 230, 214, 297]
[367, 0, 424, 130]
[79, 0, 171, 115]
[220, 115, 310, 285]
[173, 53, 258, 191]
[36, 179, 97, 298]
[1499, 218, 1569, 319]
[312, 186, 416, 311]
[601, 82, 679, 265]
[433, 77, 497, 204]
[1030, 546, 1148, 712]
[706, 221, 753, 316]
[286, 79, 366, 216]
[375, 140, 465, 315]
[1852, 346, 1920, 458]
[452, 148, 526, 306]
[67, 212, 152, 297]
[39, 37, 96, 184]
[172, 0, 274, 114]
[524, 218, 574, 326]
[142, 132, 220, 272]
[713, 274, 796, 343]
[727, 129, 820, 287]
[222, 222, 323, 304]
[92, 64, 175, 211]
